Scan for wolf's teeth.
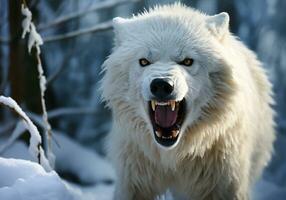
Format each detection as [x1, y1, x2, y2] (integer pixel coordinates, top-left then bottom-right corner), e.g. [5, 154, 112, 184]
[155, 131, 162, 137]
[151, 100, 156, 111]
[170, 101, 176, 111]
[156, 102, 168, 106]
[172, 130, 179, 138]
[161, 135, 173, 139]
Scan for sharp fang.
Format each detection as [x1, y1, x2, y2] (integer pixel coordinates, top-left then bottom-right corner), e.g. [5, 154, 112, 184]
[151, 100, 156, 111]
[155, 131, 161, 137]
[172, 130, 179, 138]
[170, 101, 176, 111]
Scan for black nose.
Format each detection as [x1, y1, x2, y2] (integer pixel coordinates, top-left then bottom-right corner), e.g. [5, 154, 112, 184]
[150, 78, 174, 100]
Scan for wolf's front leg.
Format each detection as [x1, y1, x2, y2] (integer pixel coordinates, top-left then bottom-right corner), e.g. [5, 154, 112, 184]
[112, 157, 162, 200]
[113, 175, 158, 200]
[202, 183, 250, 200]
[201, 168, 251, 200]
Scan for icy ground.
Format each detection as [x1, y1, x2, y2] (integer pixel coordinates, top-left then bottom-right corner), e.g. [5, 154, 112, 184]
[0, 134, 115, 200]
[0, 133, 285, 200]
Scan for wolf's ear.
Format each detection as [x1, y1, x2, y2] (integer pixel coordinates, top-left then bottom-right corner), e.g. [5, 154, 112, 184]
[206, 12, 229, 40]
[113, 17, 129, 46]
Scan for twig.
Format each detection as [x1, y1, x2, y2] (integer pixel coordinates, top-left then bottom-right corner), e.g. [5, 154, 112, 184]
[36, 53, 53, 162]
[38, 0, 140, 30]
[26, 107, 96, 120]
[48, 107, 97, 119]
[0, 96, 51, 171]
[27, 112, 61, 148]
[43, 20, 113, 43]
[21, 3, 54, 168]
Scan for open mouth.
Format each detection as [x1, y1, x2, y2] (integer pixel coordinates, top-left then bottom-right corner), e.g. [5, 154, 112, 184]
[148, 99, 186, 147]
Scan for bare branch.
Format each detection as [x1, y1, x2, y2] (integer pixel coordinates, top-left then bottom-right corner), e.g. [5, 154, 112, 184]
[48, 107, 97, 119]
[26, 107, 97, 120]
[38, 0, 140, 30]
[26, 112, 61, 148]
[43, 20, 113, 43]
[21, 3, 54, 168]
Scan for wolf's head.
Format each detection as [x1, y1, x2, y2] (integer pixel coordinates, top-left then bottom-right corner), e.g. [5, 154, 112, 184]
[101, 4, 236, 150]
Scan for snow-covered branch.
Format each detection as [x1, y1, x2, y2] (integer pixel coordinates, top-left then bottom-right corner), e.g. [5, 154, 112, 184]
[21, 3, 54, 167]
[38, 0, 140, 30]
[0, 96, 51, 171]
[43, 21, 113, 42]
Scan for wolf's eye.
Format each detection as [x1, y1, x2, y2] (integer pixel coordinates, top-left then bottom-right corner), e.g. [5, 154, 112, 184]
[139, 58, 151, 67]
[179, 58, 194, 67]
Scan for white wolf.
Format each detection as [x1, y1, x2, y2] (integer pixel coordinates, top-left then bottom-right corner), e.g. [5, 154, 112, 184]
[101, 4, 275, 200]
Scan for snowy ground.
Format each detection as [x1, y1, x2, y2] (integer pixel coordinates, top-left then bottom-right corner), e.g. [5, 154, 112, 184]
[0, 134, 285, 200]
[0, 157, 74, 200]
[0, 135, 115, 200]
[0, 156, 115, 200]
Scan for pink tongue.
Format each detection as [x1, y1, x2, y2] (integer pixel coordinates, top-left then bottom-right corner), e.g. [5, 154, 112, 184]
[155, 105, 178, 128]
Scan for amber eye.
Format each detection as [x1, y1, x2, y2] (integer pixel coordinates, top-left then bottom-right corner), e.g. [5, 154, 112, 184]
[179, 58, 194, 67]
[139, 58, 151, 67]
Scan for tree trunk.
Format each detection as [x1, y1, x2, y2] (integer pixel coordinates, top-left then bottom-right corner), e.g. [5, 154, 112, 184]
[8, 0, 25, 103]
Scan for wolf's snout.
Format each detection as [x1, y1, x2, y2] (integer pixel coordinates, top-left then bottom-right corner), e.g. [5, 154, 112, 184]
[150, 78, 174, 100]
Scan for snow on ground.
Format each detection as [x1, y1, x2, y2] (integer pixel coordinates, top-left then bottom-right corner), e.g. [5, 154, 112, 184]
[0, 156, 115, 200]
[53, 133, 115, 184]
[66, 181, 114, 200]
[0, 133, 116, 200]
[1, 131, 116, 185]
[0, 157, 74, 200]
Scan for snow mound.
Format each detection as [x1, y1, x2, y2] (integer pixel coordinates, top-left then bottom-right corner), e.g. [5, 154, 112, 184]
[66, 182, 114, 200]
[0, 157, 74, 200]
[53, 133, 116, 184]
[2, 132, 116, 185]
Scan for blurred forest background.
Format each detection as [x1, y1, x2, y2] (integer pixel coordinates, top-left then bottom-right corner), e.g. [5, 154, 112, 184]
[0, 0, 286, 199]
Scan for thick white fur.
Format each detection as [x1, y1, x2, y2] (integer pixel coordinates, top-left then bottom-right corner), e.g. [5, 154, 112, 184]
[101, 4, 275, 200]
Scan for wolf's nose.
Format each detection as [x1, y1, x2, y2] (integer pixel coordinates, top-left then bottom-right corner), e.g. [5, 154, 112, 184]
[150, 78, 174, 100]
